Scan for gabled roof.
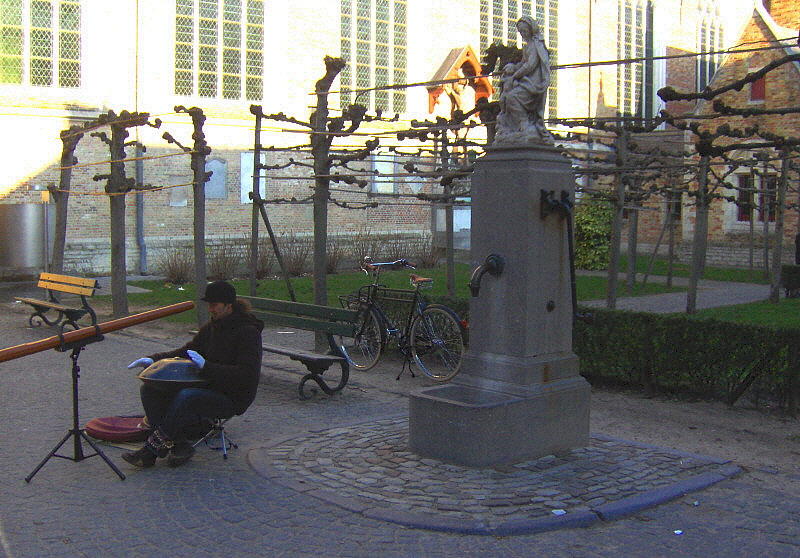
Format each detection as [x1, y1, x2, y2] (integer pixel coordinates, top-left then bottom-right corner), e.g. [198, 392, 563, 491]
[693, 4, 800, 115]
[426, 45, 493, 113]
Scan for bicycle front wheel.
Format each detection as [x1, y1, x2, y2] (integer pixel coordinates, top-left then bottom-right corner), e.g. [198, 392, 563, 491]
[338, 305, 385, 371]
[410, 305, 465, 382]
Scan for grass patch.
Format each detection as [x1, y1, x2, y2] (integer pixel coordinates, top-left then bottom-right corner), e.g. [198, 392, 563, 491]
[689, 297, 800, 329]
[113, 263, 683, 323]
[620, 255, 770, 284]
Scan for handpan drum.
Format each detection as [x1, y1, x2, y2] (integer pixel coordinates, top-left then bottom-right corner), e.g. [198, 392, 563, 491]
[137, 358, 209, 389]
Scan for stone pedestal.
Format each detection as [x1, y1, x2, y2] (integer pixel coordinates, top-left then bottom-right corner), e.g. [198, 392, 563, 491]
[409, 144, 590, 467]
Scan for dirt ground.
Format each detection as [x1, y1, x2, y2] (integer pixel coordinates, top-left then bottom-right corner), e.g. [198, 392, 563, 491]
[590, 387, 800, 492]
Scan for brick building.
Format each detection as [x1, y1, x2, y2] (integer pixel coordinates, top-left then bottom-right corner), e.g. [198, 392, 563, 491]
[0, 0, 758, 276]
[633, 0, 800, 268]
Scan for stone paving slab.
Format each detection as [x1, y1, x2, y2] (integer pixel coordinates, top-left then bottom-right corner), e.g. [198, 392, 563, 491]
[248, 417, 741, 535]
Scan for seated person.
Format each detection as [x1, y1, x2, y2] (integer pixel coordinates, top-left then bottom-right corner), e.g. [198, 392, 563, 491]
[123, 280, 263, 468]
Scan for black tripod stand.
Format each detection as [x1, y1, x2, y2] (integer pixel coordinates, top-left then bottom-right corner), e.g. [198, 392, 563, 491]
[25, 335, 126, 482]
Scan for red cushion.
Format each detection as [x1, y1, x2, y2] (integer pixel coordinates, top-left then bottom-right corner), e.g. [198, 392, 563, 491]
[84, 416, 150, 442]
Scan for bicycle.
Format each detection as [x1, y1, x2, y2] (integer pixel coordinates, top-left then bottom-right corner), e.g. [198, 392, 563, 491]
[337, 257, 467, 383]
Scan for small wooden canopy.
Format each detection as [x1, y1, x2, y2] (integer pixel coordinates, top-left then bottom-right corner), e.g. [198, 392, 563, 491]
[427, 46, 493, 114]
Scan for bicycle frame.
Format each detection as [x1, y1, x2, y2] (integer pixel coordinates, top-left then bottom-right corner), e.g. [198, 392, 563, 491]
[341, 257, 465, 381]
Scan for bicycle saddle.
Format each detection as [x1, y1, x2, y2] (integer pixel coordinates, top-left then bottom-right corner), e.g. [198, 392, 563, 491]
[409, 274, 433, 286]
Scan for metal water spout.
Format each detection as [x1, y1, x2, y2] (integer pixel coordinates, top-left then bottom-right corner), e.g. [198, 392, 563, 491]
[469, 254, 505, 297]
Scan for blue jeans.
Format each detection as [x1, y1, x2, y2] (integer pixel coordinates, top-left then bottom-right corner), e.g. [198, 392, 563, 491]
[140, 385, 235, 441]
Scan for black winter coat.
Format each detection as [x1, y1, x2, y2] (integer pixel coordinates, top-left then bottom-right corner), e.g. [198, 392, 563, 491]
[149, 310, 264, 415]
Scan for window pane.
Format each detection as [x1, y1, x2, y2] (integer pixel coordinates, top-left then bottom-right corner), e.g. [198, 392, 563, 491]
[199, 45, 216, 72]
[198, 72, 217, 96]
[0, 0, 23, 26]
[59, 1, 80, 31]
[30, 0, 52, 28]
[30, 57, 52, 85]
[223, 73, 240, 98]
[59, 59, 79, 87]
[0, 27, 23, 56]
[30, 28, 51, 57]
[175, 70, 193, 95]
[0, 56, 22, 83]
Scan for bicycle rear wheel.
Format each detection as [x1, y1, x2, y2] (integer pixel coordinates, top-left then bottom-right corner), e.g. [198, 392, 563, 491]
[410, 305, 465, 382]
[338, 304, 385, 371]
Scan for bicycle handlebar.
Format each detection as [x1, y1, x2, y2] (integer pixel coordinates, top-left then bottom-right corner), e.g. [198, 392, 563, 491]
[361, 257, 417, 274]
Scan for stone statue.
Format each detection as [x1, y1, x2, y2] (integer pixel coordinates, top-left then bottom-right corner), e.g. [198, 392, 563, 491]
[495, 15, 553, 144]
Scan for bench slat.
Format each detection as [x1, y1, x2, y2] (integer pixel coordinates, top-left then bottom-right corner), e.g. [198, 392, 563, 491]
[39, 273, 98, 289]
[15, 297, 72, 312]
[254, 312, 356, 337]
[262, 344, 344, 364]
[241, 296, 358, 323]
[36, 280, 96, 297]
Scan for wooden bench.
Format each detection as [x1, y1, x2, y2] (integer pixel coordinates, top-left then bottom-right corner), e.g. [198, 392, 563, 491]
[15, 273, 99, 331]
[241, 296, 360, 400]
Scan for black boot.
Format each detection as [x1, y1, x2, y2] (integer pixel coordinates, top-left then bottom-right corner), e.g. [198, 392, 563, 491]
[122, 426, 173, 468]
[167, 440, 196, 467]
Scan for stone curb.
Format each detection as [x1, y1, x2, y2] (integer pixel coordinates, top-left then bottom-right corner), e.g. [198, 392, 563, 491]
[247, 423, 744, 536]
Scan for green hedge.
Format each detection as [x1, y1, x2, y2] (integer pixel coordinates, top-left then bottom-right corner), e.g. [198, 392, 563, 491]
[575, 307, 800, 413]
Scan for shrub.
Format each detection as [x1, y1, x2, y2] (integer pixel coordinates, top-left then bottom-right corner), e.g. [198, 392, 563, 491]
[257, 237, 275, 278]
[410, 234, 443, 268]
[575, 307, 800, 413]
[574, 194, 614, 270]
[154, 245, 193, 284]
[349, 227, 383, 265]
[207, 237, 245, 280]
[278, 231, 311, 276]
[383, 234, 415, 262]
[326, 236, 346, 274]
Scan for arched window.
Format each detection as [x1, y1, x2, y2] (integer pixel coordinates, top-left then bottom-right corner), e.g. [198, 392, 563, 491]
[479, 0, 559, 119]
[340, 0, 407, 114]
[616, 0, 654, 123]
[697, 1, 723, 92]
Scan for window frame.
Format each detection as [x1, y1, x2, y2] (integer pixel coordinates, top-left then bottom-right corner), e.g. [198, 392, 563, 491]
[174, 0, 264, 101]
[0, 0, 82, 89]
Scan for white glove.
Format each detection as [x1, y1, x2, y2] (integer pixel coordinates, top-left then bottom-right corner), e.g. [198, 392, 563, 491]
[186, 350, 205, 369]
[127, 357, 154, 369]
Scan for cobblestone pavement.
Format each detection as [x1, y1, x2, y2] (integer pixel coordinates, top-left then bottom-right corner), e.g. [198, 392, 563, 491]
[0, 286, 798, 557]
[250, 418, 739, 535]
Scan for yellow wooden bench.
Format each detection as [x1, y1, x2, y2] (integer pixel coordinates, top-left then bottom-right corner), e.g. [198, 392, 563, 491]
[16, 273, 99, 331]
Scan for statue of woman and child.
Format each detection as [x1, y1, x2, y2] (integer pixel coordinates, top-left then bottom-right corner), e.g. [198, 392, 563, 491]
[495, 15, 553, 145]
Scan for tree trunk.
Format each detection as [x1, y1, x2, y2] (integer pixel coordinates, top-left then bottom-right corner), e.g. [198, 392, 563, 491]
[606, 132, 628, 309]
[108, 124, 129, 318]
[51, 128, 82, 273]
[310, 57, 345, 350]
[183, 107, 210, 326]
[769, 151, 789, 303]
[686, 156, 710, 314]
[626, 194, 638, 291]
[249, 112, 262, 296]
[762, 160, 770, 279]
[440, 133, 455, 297]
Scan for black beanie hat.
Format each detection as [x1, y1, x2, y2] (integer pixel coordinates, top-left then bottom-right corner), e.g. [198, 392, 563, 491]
[201, 280, 236, 304]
